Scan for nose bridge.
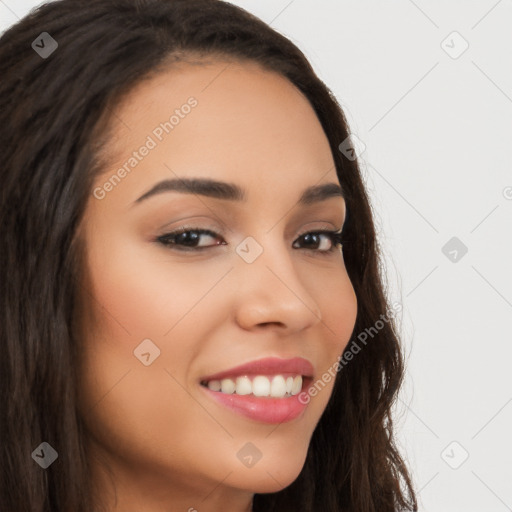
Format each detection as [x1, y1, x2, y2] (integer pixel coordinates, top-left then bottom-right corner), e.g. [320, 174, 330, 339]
[232, 233, 322, 331]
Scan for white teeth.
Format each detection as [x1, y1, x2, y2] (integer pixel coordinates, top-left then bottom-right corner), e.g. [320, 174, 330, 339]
[205, 374, 303, 398]
[207, 380, 221, 392]
[252, 376, 270, 396]
[220, 378, 236, 394]
[235, 376, 252, 395]
[291, 375, 302, 395]
[270, 375, 287, 398]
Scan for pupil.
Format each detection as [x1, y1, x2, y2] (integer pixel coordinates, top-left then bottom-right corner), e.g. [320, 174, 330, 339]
[303, 233, 318, 247]
[179, 232, 198, 246]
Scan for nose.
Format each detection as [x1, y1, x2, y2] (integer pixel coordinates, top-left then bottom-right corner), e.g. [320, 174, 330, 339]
[232, 238, 322, 334]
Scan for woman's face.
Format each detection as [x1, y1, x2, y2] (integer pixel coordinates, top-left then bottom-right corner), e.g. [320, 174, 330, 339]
[77, 59, 357, 511]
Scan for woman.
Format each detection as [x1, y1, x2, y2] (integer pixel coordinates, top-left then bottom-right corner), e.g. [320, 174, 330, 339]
[0, 1, 417, 511]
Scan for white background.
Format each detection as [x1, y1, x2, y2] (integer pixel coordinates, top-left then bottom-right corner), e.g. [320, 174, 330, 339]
[2, 1, 511, 510]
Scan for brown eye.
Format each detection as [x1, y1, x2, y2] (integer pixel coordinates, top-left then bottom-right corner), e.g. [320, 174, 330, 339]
[292, 230, 343, 255]
[157, 228, 226, 251]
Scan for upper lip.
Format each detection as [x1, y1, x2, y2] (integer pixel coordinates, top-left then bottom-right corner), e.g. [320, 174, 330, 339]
[200, 357, 314, 382]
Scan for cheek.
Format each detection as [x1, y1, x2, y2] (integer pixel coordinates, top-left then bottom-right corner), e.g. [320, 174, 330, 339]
[303, 267, 357, 409]
[327, 272, 357, 339]
[81, 229, 231, 342]
[310, 264, 358, 357]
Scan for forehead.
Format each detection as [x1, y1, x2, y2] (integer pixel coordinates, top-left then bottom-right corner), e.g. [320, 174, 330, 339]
[93, 59, 339, 208]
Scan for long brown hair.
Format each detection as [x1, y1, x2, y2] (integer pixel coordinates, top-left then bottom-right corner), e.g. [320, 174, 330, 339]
[0, 1, 417, 510]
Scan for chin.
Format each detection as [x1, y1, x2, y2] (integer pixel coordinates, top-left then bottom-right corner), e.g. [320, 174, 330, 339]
[231, 452, 307, 494]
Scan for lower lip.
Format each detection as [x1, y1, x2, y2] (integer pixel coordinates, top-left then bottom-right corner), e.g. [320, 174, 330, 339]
[200, 380, 311, 424]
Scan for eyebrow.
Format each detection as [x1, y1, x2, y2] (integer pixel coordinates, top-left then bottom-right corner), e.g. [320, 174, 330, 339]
[133, 177, 344, 206]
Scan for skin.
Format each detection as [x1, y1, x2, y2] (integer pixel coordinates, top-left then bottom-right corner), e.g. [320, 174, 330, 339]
[76, 58, 358, 512]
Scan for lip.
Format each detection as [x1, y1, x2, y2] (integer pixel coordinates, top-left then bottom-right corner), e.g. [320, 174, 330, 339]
[199, 356, 315, 382]
[200, 376, 313, 424]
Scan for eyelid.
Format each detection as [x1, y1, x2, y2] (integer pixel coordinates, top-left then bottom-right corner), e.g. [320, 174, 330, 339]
[296, 222, 342, 236]
[157, 223, 342, 241]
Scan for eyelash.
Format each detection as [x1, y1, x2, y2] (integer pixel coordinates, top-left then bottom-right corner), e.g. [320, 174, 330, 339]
[156, 227, 343, 256]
